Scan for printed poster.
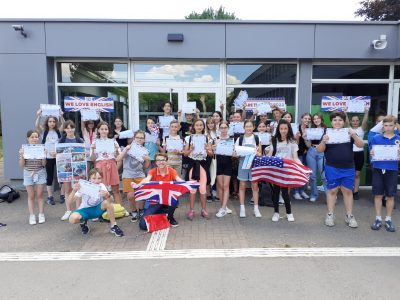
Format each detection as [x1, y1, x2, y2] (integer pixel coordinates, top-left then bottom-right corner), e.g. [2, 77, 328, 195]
[56, 143, 87, 183]
[321, 96, 371, 112]
[244, 98, 286, 113]
[64, 96, 114, 112]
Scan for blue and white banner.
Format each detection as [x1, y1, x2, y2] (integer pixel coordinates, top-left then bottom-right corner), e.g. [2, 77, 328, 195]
[321, 96, 371, 112]
[64, 96, 114, 112]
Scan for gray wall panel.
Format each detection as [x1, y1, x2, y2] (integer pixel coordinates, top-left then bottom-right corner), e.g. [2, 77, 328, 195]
[315, 24, 398, 59]
[128, 23, 225, 58]
[45, 22, 128, 57]
[297, 61, 313, 120]
[226, 24, 315, 59]
[0, 54, 49, 179]
[0, 22, 45, 54]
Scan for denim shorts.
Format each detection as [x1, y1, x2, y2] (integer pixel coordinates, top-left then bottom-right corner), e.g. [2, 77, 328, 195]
[74, 203, 105, 221]
[23, 168, 46, 186]
[237, 157, 252, 181]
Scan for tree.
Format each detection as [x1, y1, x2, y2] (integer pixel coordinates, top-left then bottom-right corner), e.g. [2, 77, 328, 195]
[355, 0, 400, 21]
[185, 6, 238, 20]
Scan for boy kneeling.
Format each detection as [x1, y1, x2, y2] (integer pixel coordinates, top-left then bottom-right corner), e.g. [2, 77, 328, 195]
[68, 168, 124, 237]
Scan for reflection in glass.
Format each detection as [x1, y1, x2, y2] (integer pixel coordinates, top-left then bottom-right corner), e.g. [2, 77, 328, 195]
[58, 86, 129, 134]
[313, 65, 390, 79]
[58, 63, 128, 84]
[187, 93, 216, 117]
[227, 64, 297, 85]
[395, 65, 400, 79]
[134, 64, 220, 83]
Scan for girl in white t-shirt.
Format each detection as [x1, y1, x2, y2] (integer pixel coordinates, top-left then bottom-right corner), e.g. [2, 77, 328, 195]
[268, 119, 303, 222]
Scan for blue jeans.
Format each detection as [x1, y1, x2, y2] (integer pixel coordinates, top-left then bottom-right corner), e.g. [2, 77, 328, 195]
[306, 147, 326, 199]
[294, 153, 307, 194]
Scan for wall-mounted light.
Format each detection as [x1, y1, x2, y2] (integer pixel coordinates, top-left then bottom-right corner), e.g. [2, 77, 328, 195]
[372, 34, 387, 50]
[12, 24, 27, 38]
[168, 33, 184, 42]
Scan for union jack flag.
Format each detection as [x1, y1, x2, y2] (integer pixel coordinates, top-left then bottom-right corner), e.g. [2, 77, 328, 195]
[251, 156, 312, 188]
[150, 124, 160, 135]
[64, 96, 114, 112]
[134, 181, 200, 206]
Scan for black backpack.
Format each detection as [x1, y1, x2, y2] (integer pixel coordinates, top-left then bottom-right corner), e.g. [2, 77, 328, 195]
[0, 185, 20, 203]
[42, 130, 61, 144]
[238, 134, 260, 147]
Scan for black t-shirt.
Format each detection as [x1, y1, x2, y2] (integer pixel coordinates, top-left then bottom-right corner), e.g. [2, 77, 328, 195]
[114, 130, 128, 148]
[297, 126, 308, 156]
[324, 138, 354, 168]
[180, 122, 192, 138]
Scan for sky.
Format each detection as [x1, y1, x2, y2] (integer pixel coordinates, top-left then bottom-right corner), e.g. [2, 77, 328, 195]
[1, 0, 364, 21]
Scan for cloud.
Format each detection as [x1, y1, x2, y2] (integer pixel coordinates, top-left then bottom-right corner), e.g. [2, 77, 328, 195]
[193, 75, 214, 82]
[227, 74, 241, 84]
[148, 65, 206, 78]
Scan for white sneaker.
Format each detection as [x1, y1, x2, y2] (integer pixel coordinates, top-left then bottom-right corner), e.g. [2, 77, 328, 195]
[300, 191, 309, 199]
[225, 207, 232, 214]
[216, 208, 227, 218]
[345, 214, 358, 228]
[254, 207, 262, 218]
[61, 210, 72, 221]
[239, 206, 246, 218]
[38, 213, 45, 224]
[310, 197, 317, 202]
[29, 214, 36, 225]
[325, 213, 335, 227]
[293, 192, 302, 200]
[279, 194, 284, 205]
[318, 185, 325, 192]
[287, 214, 295, 222]
[272, 213, 280, 222]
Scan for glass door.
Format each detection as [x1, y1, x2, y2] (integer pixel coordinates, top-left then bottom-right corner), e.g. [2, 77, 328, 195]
[182, 88, 222, 119]
[391, 83, 400, 187]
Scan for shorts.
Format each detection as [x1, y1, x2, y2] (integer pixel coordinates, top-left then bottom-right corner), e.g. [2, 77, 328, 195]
[237, 158, 252, 181]
[216, 155, 233, 176]
[353, 151, 365, 171]
[325, 165, 355, 191]
[95, 160, 119, 186]
[23, 168, 46, 186]
[122, 178, 144, 193]
[372, 169, 398, 197]
[74, 202, 105, 221]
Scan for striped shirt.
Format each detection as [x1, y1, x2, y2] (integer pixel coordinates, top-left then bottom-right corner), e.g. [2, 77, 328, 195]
[24, 159, 44, 172]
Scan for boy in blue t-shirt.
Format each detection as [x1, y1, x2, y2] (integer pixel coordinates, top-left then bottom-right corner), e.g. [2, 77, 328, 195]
[369, 115, 400, 232]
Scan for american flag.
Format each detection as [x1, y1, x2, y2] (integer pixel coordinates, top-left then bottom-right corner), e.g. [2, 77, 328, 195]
[251, 156, 312, 188]
[134, 181, 200, 206]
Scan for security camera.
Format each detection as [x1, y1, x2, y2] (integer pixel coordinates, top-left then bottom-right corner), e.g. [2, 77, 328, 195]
[372, 35, 387, 50]
[12, 25, 24, 31]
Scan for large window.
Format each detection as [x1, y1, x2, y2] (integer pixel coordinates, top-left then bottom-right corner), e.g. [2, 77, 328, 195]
[313, 65, 390, 79]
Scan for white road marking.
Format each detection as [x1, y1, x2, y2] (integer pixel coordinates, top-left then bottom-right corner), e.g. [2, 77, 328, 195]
[146, 228, 170, 251]
[0, 247, 399, 262]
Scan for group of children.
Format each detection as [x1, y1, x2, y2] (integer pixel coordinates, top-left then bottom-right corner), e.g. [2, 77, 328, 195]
[19, 101, 399, 237]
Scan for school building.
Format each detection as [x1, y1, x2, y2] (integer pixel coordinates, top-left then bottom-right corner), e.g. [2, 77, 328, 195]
[0, 19, 399, 183]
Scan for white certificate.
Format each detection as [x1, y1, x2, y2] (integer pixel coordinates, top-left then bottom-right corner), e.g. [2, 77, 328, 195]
[291, 123, 299, 135]
[95, 139, 115, 154]
[22, 144, 45, 159]
[182, 102, 196, 114]
[305, 128, 324, 140]
[192, 135, 207, 156]
[80, 109, 99, 121]
[257, 103, 272, 115]
[45, 141, 57, 154]
[79, 179, 101, 199]
[159, 115, 175, 129]
[215, 139, 234, 156]
[234, 145, 256, 157]
[347, 100, 365, 113]
[145, 132, 158, 144]
[118, 129, 134, 139]
[228, 122, 245, 136]
[256, 132, 271, 146]
[326, 128, 350, 144]
[372, 145, 399, 161]
[40, 104, 60, 118]
[166, 138, 183, 151]
[234, 90, 248, 108]
[128, 143, 149, 162]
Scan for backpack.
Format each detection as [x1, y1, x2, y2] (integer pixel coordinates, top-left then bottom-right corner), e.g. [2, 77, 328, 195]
[101, 204, 129, 221]
[238, 134, 260, 147]
[59, 136, 82, 143]
[271, 138, 277, 156]
[42, 130, 61, 144]
[0, 185, 20, 203]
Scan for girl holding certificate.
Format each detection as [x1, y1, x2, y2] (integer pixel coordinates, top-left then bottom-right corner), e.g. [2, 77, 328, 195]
[19, 130, 47, 225]
[235, 120, 262, 218]
[205, 117, 217, 202]
[144, 117, 162, 168]
[90, 121, 122, 206]
[162, 120, 184, 174]
[158, 102, 176, 139]
[35, 110, 64, 205]
[183, 119, 213, 220]
[268, 120, 302, 222]
[117, 130, 151, 222]
[81, 114, 101, 172]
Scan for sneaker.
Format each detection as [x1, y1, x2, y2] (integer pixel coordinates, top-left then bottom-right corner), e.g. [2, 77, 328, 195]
[61, 210, 71, 221]
[293, 192, 302, 200]
[29, 214, 36, 225]
[38, 213, 45, 224]
[254, 207, 262, 218]
[325, 213, 335, 227]
[46, 196, 55, 205]
[207, 195, 214, 203]
[384, 220, 396, 232]
[317, 185, 325, 192]
[138, 209, 145, 219]
[91, 218, 99, 222]
[248, 197, 254, 205]
[201, 209, 210, 219]
[110, 225, 124, 237]
[239, 206, 246, 218]
[345, 214, 358, 228]
[59, 195, 65, 204]
[216, 208, 227, 218]
[225, 207, 233, 214]
[272, 213, 280, 222]
[279, 195, 284, 206]
[371, 219, 382, 231]
[168, 217, 179, 227]
[287, 213, 295, 222]
[131, 211, 139, 223]
[187, 210, 195, 221]
[300, 191, 309, 199]
[309, 197, 317, 202]
[80, 221, 89, 235]
[353, 192, 360, 200]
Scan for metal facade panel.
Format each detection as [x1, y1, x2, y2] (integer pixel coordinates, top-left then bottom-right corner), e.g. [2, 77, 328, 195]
[0, 22, 45, 54]
[45, 22, 128, 57]
[226, 24, 315, 59]
[128, 23, 225, 58]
